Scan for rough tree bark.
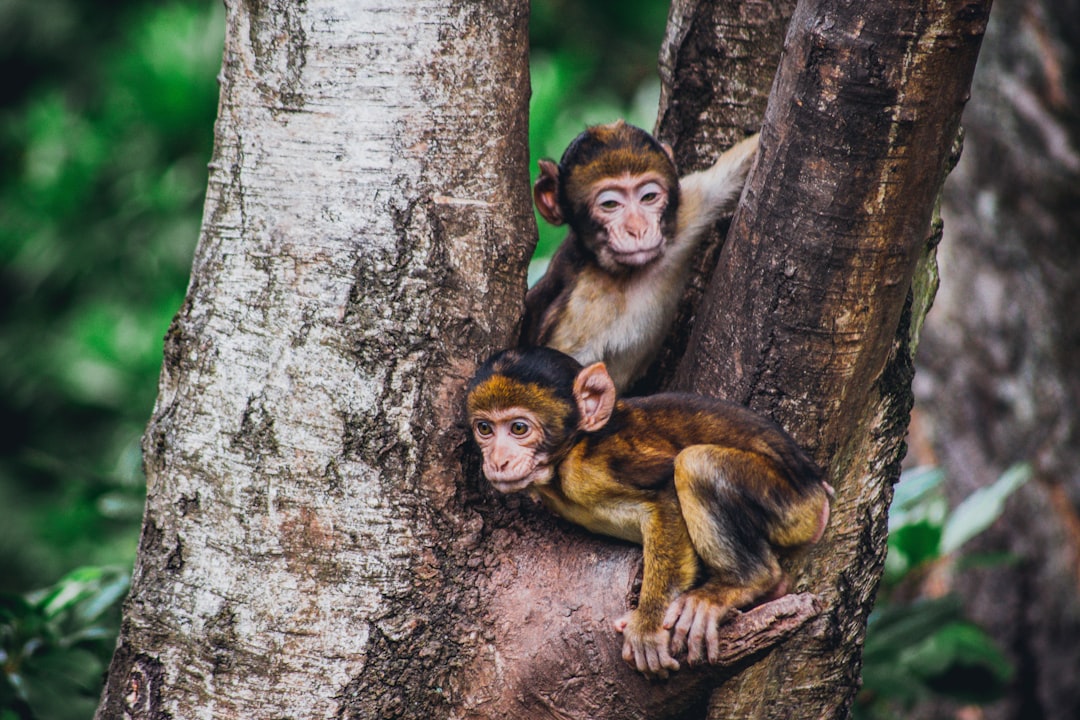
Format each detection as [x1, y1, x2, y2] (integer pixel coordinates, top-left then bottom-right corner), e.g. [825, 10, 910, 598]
[95, 0, 536, 717]
[643, 0, 797, 390]
[914, 0, 1080, 718]
[660, 0, 991, 717]
[96, 0, 993, 719]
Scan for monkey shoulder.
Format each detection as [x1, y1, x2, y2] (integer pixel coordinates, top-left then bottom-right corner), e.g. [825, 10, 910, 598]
[540, 442, 652, 543]
[521, 240, 580, 346]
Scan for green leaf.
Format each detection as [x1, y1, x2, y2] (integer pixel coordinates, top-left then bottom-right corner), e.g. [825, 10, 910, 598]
[863, 596, 962, 663]
[891, 466, 944, 513]
[859, 661, 927, 709]
[887, 520, 942, 570]
[907, 622, 1012, 683]
[71, 570, 129, 626]
[888, 466, 947, 534]
[940, 463, 1031, 554]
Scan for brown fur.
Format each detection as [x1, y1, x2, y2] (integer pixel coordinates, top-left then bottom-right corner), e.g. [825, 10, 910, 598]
[465, 348, 829, 676]
[522, 124, 759, 392]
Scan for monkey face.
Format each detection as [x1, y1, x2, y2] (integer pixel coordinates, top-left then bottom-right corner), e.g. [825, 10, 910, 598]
[588, 172, 671, 271]
[470, 406, 554, 493]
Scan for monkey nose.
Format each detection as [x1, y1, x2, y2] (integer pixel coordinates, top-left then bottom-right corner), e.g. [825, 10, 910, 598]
[626, 213, 648, 238]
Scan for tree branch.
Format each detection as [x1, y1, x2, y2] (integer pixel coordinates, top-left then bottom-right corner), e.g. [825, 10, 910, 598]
[706, 593, 823, 667]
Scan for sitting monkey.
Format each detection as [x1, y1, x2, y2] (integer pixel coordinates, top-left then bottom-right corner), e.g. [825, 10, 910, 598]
[522, 121, 759, 392]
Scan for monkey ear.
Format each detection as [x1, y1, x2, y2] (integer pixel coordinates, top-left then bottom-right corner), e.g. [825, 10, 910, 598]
[574, 362, 616, 432]
[533, 159, 565, 226]
[661, 142, 675, 164]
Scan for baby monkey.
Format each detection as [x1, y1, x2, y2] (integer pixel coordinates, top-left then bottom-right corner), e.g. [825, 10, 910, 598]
[522, 121, 759, 392]
[466, 347, 831, 678]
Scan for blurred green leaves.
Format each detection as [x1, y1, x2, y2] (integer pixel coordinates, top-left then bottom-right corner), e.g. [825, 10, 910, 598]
[1, 567, 129, 720]
[0, 5, 220, 717]
[0, 0, 223, 592]
[856, 464, 1030, 719]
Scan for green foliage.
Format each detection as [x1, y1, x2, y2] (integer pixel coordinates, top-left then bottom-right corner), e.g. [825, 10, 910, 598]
[0, 567, 129, 720]
[856, 464, 1031, 719]
[0, 3, 222, 715]
[0, 0, 223, 592]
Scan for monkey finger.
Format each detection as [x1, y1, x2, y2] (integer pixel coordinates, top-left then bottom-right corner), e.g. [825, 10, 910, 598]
[705, 605, 726, 664]
[644, 646, 667, 679]
[686, 604, 712, 666]
[656, 640, 680, 674]
[622, 636, 636, 665]
[645, 630, 679, 677]
[662, 595, 687, 630]
[670, 600, 698, 656]
[613, 611, 633, 633]
[632, 641, 652, 677]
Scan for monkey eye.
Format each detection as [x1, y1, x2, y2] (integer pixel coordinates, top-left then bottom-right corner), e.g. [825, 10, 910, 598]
[474, 420, 493, 437]
[638, 182, 665, 204]
[596, 190, 622, 211]
[509, 420, 530, 436]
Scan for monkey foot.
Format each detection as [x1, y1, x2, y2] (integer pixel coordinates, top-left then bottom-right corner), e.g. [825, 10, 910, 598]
[662, 590, 737, 666]
[613, 610, 680, 679]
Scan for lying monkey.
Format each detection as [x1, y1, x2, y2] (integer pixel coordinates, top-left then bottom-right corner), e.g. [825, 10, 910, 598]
[466, 346, 830, 677]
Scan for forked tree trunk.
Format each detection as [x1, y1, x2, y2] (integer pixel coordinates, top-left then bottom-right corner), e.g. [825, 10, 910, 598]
[97, 0, 992, 719]
[661, 0, 991, 717]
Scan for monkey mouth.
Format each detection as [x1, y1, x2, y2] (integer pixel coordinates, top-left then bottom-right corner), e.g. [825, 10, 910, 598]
[484, 462, 552, 493]
[486, 475, 535, 493]
[609, 243, 664, 267]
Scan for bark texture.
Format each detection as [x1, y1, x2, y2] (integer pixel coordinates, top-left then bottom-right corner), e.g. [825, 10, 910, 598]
[914, 0, 1080, 717]
[664, 1, 991, 718]
[644, 0, 797, 392]
[96, 0, 534, 717]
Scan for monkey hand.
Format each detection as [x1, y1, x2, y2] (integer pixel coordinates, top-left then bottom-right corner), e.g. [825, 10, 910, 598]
[663, 591, 736, 666]
[614, 610, 679, 678]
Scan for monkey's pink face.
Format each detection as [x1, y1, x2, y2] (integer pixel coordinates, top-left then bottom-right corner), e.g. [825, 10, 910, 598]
[470, 408, 553, 493]
[589, 172, 670, 271]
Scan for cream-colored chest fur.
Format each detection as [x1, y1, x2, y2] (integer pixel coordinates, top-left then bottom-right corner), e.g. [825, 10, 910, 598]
[549, 254, 689, 391]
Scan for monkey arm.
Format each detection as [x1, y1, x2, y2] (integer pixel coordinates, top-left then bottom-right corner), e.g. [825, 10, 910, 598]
[674, 133, 759, 246]
[519, 240, 579, 347]
[616, 499, 699, 677]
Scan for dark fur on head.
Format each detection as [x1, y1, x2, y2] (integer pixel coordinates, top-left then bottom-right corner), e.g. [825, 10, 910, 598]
[467, 347, 584, 455]
[557, 120, 680, 233]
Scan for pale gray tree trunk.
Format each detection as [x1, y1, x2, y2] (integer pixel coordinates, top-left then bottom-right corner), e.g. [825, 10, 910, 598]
[96, 0, 533, 717]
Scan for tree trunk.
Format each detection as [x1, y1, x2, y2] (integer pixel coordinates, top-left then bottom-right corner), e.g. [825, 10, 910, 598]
[914, 0, 1080, 717]
[644, 0, 797, 391]
[662, 0, 990, 717]
[95, 0, 535, 716]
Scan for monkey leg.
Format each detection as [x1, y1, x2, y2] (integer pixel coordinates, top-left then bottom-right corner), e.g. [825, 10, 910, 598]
[667, 445, 789, 664]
